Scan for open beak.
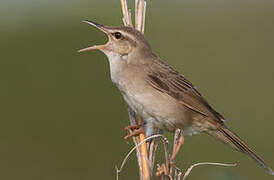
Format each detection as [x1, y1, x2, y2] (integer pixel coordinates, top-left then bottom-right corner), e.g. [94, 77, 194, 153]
[78, 20, 109, 53]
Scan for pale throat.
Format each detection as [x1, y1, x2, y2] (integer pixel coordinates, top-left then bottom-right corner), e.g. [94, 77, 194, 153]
[104, 51, 128, 84]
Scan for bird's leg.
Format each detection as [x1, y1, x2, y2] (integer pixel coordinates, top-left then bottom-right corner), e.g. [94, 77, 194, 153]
[124, 117, 156, 140]
[144, 118, 155, 138]
[170, 133, 185, 166]
[124, 124, 141, 131]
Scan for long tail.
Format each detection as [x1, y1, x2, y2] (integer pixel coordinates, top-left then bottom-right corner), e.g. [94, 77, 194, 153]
[207, 125, 274, 175]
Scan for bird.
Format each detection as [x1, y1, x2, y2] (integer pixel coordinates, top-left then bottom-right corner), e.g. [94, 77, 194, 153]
[78, 20, 274, 175]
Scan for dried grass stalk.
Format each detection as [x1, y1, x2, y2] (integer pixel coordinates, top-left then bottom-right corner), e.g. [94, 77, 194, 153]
[120, 0, 133, 27]
[135, 0, 146, 33]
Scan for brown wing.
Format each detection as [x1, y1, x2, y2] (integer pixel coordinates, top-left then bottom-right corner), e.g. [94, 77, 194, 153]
[145, 57, 225, 124]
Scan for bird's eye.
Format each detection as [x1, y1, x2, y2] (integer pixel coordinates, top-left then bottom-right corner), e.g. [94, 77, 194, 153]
[114, 32, 122, 39]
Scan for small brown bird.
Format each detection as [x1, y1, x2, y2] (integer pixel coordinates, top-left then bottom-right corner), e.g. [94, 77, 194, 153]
[79, 20, 274, 175]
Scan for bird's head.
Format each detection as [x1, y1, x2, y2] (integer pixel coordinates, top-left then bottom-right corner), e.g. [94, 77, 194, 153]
[78, 20, 152, 60]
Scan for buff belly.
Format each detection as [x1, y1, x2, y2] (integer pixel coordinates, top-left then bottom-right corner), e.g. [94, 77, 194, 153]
[121, 85, 203, 136]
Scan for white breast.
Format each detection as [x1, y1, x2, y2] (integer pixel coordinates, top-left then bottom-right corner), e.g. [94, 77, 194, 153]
[104, 51, 125, 83]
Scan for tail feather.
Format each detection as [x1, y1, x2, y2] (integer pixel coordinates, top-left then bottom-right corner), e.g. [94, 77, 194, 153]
[208, 125, 274, 175]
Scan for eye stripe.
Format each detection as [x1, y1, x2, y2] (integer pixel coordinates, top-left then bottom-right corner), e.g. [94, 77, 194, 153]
[111, 30, 138, 47]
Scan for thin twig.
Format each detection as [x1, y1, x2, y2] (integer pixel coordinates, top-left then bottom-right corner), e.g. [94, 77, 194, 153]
[182, 162, 237, 180]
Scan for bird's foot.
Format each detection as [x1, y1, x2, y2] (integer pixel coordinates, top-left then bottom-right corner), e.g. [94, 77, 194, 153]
[124, 124, 141, 131]
[124, 124, 145, 140]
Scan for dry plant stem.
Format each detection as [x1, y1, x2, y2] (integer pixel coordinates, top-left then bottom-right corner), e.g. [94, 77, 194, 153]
[182, 162, 237, 180]
[156, 129, 183, 180]
[116, 134, 165, 180]
[128, 9, 133, 27]
[116, 132, 236, 180]
[120, 0, 133, 27]
[135, 0, 141, 31]
[170, 129, 184, 177]
[137, 116, 150, 180]
[148, 135, 160, 173]
[163, 138, 172, 180]
[135, 0, 146, 33]
[126, 107, 152, 180]
[127, 108, 145, 180]
[141, 2, 146, 33]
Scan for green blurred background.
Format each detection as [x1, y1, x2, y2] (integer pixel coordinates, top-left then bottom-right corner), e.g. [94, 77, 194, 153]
[1, 0, 274, 179]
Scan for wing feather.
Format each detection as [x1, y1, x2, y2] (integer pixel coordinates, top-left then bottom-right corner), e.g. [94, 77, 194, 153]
[145, 57, 225, 123]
